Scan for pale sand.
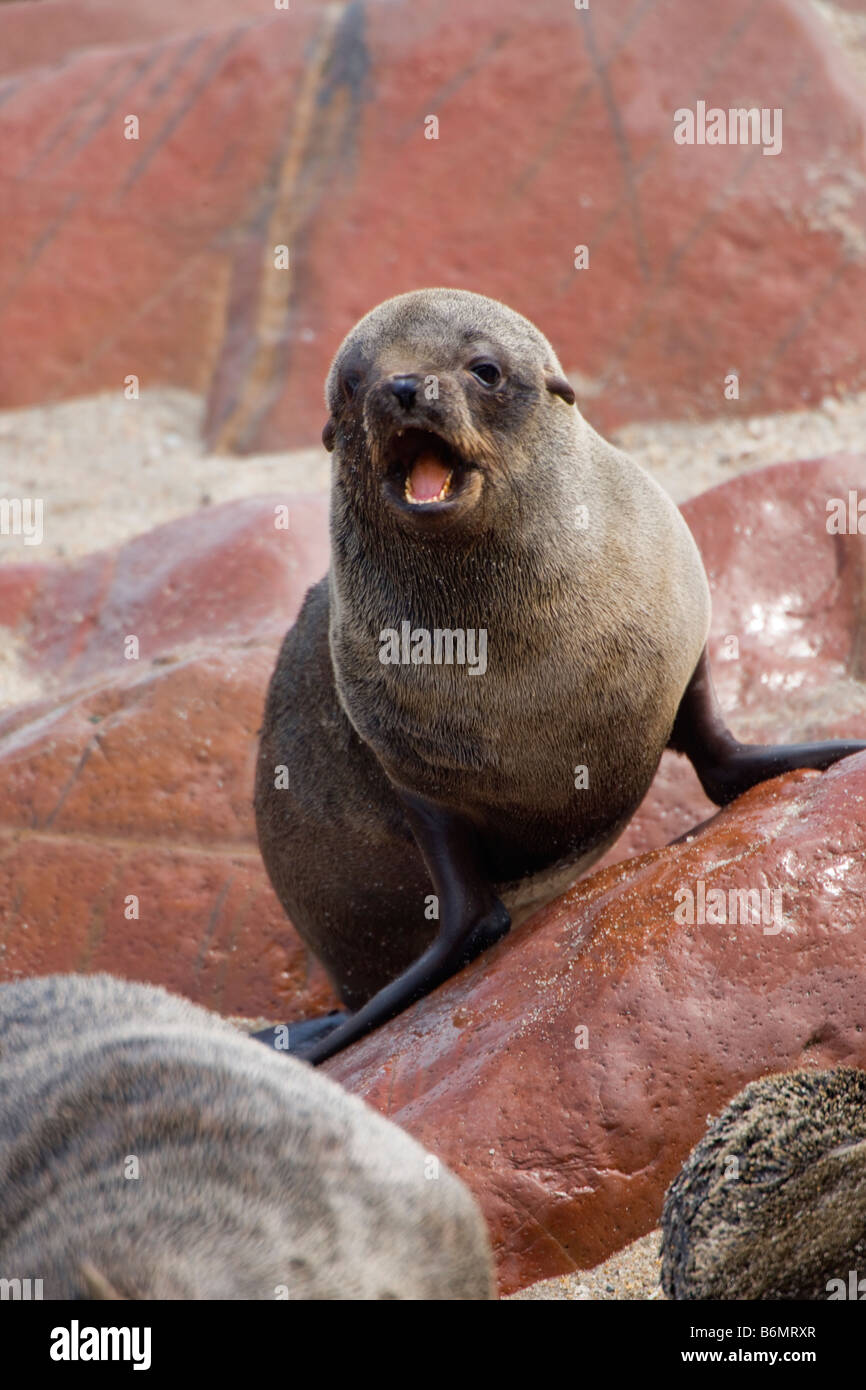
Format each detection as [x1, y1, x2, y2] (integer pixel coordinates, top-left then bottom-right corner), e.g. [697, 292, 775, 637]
[2, 387, 866, 570]
[509, 1230, 664, 1301]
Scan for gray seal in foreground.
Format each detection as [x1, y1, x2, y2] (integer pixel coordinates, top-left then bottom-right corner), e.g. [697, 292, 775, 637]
[662, 1067, 866, 1299]
[254, 287, 866, 1063]
[0, 973, 493, 1299]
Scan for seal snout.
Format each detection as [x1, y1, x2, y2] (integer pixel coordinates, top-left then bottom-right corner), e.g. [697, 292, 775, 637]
[389, 374, 422, 411]
[363, 373, 483, 520]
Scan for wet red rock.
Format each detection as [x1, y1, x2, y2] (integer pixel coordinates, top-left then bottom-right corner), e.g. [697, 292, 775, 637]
[327, 755, 866, 1293]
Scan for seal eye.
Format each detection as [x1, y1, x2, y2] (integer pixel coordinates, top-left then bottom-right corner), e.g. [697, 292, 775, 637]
[342, 371, 361, 401]
[469, 361, 501, 387]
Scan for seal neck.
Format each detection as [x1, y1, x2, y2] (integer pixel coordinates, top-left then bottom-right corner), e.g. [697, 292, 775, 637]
[329, 472, 577, 635]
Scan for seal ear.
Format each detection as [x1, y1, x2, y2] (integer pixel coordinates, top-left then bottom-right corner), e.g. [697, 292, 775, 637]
[545, 374, 576, 406]
[322, 417, 336, 452]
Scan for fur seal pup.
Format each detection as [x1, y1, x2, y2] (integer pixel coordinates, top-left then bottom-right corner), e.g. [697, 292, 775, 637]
[254, 287, 866, 1064]
[0, 973, 492, 1299]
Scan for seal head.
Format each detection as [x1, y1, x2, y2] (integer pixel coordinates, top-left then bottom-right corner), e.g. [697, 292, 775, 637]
[322, 288, 576, 535]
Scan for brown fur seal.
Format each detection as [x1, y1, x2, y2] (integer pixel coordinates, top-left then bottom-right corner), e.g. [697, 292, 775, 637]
[254, 288, 865, 1063]
[0, 973, 492, 1299]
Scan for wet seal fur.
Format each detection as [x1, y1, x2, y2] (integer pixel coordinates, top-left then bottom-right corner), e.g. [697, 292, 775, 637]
[662, 1067, 866, 1300]
[0, 973, 492, 1299]
[254, 288, 866, 1063]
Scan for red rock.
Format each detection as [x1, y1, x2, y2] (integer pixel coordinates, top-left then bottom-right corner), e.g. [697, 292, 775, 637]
[1, 2, 865, 443]
[0, 9, 320, 414]
[0, 495, 336, 1021]
[0, 0, 269, 79]
[327, 754, 866, 1294]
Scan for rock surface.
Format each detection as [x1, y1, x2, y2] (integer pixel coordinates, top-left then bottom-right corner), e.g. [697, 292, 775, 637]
[2, 1, 865, 444]
[0, 494, 337, 1021]
[327, 754, 866, 1294]
[661, 1068, 866, 1300]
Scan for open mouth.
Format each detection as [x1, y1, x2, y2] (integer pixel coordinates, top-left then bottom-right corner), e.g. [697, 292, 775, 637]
[383, 428, 472, 511]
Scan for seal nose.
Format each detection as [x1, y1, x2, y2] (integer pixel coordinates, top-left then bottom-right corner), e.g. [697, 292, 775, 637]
[390, 374, 421, 410]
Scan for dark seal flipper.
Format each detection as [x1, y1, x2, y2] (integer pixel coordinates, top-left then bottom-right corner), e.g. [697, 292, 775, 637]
[670, 646, 866, 806]
[297, 793, 510, 1064]
[252, 1010, 350, 1055]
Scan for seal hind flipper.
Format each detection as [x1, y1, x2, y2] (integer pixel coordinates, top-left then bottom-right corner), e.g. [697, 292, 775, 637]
[669, 646, 866, 806]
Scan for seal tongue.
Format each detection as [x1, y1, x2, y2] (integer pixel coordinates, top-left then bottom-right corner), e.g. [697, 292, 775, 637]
[407, 452, 452, 502]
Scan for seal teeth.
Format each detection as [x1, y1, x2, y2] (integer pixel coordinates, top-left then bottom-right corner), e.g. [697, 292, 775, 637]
[405, 471, 453, 505]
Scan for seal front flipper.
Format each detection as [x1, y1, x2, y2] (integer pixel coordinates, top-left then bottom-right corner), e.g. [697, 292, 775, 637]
[669, 645, 866, 806]
[298, 793, 510, 1065]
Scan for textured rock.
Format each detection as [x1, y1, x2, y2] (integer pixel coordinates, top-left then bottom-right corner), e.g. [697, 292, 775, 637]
[0, 495, 336, 1021]
[0, 7, 320, 418]
[0, 0, 268, 79]
[2, 1, 866, 444]
[327, 753, 866, 1294]
[661, 1068, 866, 1301]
